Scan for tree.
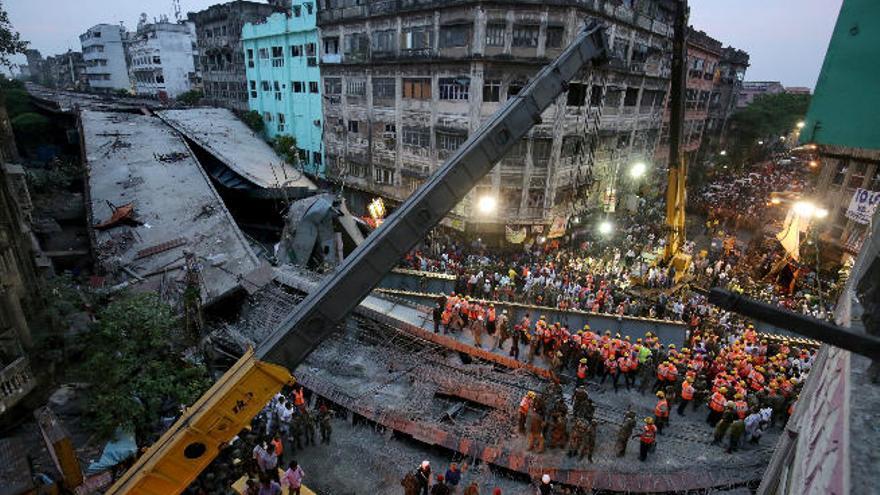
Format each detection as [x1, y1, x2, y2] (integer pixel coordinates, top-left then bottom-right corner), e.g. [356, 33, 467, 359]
[240, 110, 265, 134]
[176, 89, 203, 106]
[0, 1, 27, 68]
[273, 134, 301, 166]
[78, 293, 212, 442]
[726, 93, 811, 166]
[11, 112, 51, 149]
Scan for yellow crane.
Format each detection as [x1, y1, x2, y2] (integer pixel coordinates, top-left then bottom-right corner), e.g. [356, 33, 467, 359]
[103, 23, 611, 495]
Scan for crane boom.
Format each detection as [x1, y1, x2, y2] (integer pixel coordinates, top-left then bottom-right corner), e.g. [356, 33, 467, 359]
[106, 22, 608, 495]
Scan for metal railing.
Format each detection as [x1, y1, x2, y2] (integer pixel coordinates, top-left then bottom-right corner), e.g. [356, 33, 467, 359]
[0, 357, 36, 413]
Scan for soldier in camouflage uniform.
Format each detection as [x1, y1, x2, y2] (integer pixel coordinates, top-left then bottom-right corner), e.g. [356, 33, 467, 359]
[302, 409, 316, 446]
[548, 414, 568, 449]
[581, 419, 598, 462]
[572, 387, 590, 418]
[616, 410, 637, 457]
[567, 418, 588, 458]
[319, 405, 333, 444]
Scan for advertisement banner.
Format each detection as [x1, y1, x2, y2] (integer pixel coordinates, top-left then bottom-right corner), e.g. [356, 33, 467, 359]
[505, 225, 527, 244]
[547, 216, 568, 239]
[845, 188, 880, 225]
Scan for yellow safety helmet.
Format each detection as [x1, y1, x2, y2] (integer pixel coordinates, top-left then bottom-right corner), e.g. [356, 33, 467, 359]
[580, 358, 588, 364]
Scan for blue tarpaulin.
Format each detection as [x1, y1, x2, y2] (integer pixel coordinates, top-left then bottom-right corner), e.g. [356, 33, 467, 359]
[86, 428, 137, 474]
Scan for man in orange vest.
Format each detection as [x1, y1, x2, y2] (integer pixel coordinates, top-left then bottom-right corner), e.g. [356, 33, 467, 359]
[707, 386, 727, 426]
[678, 376, 695, 416]
[293, 386, 307, 413]
[601, 354, 620, 393]
[576, 358, 588, 387]
[518, 391, 535, 434]
[486, 303, 497, 336]
[733, 393, 749, 420]
[748, 366, 766, 392]
[654, 391, 670, 434]
[637, 417, 657, 461]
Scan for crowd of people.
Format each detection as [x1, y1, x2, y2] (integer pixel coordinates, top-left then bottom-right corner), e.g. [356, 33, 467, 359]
[238, 385, 333, 495]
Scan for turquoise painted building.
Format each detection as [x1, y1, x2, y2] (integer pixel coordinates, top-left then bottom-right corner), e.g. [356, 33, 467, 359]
[242, 5, 324, 176]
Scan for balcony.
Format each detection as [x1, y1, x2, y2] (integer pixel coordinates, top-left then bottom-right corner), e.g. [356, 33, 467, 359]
[0, 357, 36, 414]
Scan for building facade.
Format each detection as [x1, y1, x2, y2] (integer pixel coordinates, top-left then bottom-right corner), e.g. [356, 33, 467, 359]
[80, 24, 132, 93]
[243, 6, 324, 176]
[129, 18, 199, 98]
[188, 1, 285, 111]
[704, 46, 748, 150]
[317, 0, 676, 229]
[43, 50, 88, 90]
[736, 80, 784, 108]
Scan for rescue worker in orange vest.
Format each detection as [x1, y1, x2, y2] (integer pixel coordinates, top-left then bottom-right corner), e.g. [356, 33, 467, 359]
[636, 417, 657, 461]
[622, 352, 638, 390]
[293, 386, 306, 412]
[654, 391, 670, 434]
[707, 386, 728, 426]
[733, 393, 749, 420]
[601, 353, 620, 393]
[518, 391, 536, 434]
[486, 303, 497, 336]
[653, 361, 669, 393]
[576, 358, 588, 387]
[678, 376, 695, 416]
[748, 366, 766, 392]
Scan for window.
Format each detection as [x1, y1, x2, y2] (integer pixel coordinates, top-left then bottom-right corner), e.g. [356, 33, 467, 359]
[372, 29, 396, 53]
[561, 136, 583, 157]
[870, 168, 880, 191]
[439, 77, 469, 100]
[486, 23, 506, 47]
[306, 43, 316, 56]
[247, 49, 254, 68]
[508, 80, 524, 98]
[374, 166, 395, 185]
[348, 120, 360, 133]
[324, 77, 342, 94]
[403, 78, 431, 99]
[848, 161, 868, 189]
[291, 45, 303, 57]
[566, 83, 587, 106]
[258, 48, 269, 59]
[402, 126, 430, 147]
[437, 131, 467, 151]
[590, 85, 604, 106]
[263, 112, 273, 122]
[323, 37, 339, 55]
[346, 78, 366, 96]
[277, 113, 286, 131]
[483, 80, 501, 102]
[261, 80, 271, 91]
[532, 139, 552, 167]
[439, 24, 470, 48]
[546, 26, 564, 49]
[385, 123, 396, 134]
[344, 33, 369, 59]
[272, 46, 284, 66]
[402, 25, 433, 51]
[274, 81, 282, 100]
[624, 87, 639, 107]
[293, 81, 304, 93]
[373, 77, 395, 99]
[313, 151, 322, 165]
[512, 24, 539, 48]
[153, 56, 161, 64]
[832, 160, 848, 186]
[309, 81, 319, 93]
[249, 80, 257, 98]
[293, 5, 302, 16]
[305, 2, 313, 14]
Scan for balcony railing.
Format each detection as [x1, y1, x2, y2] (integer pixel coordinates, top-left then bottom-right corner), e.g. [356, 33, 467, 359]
[0, 357, 36, 414]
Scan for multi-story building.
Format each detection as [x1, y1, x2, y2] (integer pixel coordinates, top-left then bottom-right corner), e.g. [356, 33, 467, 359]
[243, 5, 324, 176]
[736, 80, 784, 108]
[317, 0, 676, 230]
[43, 50, 88, 90]
[654, 28, 722, 169]
[80, 24, 132, 93]
[700, 45, 748, 158]
[188, 1, 285, 111]
[129, 17, 199, 98]
[785, 86, 811, 96]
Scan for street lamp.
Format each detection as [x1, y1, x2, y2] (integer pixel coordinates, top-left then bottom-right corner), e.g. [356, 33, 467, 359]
[598, 220, 613, 235]
[796, 121, 806, 129]
[629, 161, 647, 179]
[793, 200, 816, 218]
[719, 150, 727, 156]
[477, 195, 497, 214]
[758, 140, 764, 145]
[815, 207, 829, 219]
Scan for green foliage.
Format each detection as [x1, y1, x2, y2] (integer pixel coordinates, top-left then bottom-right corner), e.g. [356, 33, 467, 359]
[0, 1, 27, 68]
[78, 292, 211, 442]
[273, 134, 300, 165]
[176, 89, 203, 106]
[11, 111, 51, 137]
[726, 93, 811, 165]
[240, 110, 265, 133]
[3, 88, 35, 117]
[26, 159, 82, 193]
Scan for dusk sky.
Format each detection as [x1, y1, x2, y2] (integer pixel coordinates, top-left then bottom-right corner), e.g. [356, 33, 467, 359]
[6, 0, 842, 89]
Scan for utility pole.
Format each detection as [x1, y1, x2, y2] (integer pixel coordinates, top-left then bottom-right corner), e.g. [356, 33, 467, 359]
[664, 0, 689, 265]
